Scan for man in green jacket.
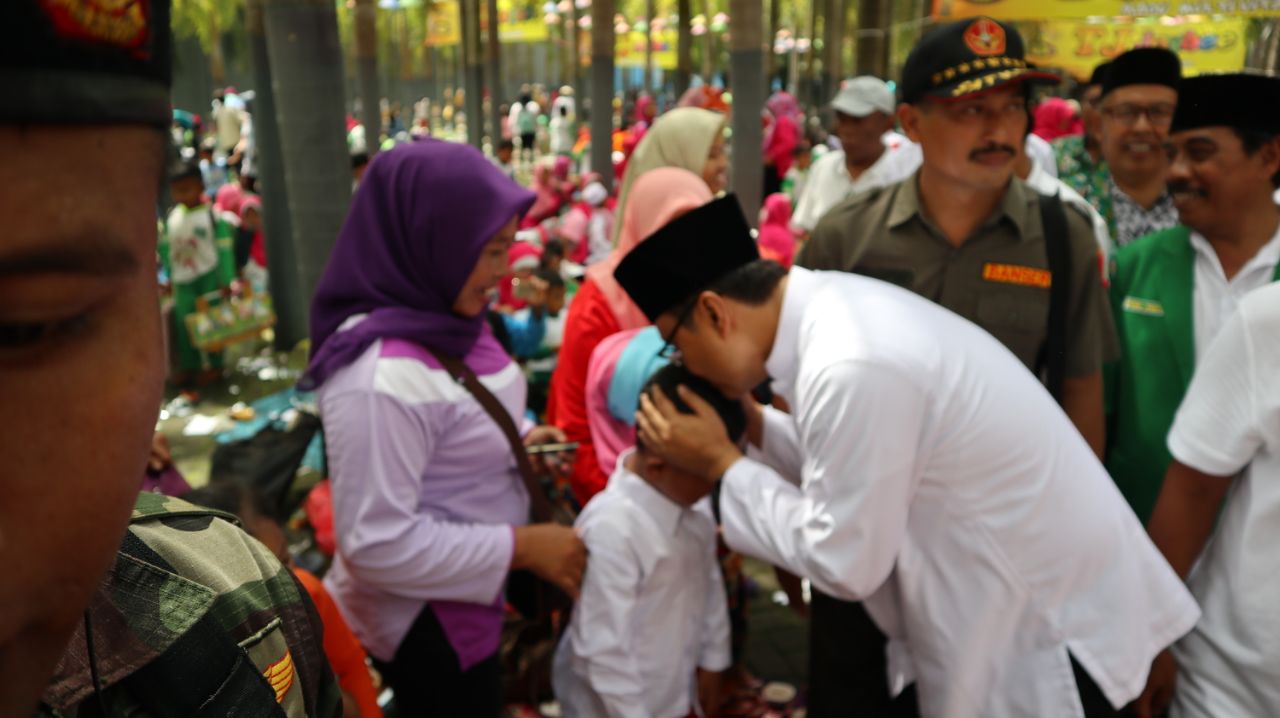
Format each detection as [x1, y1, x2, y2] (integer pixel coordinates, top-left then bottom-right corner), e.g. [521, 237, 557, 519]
[1107, 73, 1280, 522]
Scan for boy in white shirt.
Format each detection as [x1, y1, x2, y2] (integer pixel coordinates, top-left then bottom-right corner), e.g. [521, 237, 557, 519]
[554, 364, 744, 718]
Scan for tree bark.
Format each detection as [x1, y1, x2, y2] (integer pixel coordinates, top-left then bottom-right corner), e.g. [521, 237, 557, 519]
[246, 0, 300, 348]
[485, 0, 503, 146]
[855, 0, 889, 78]
[823, 0, 843, 109]
[571, 1, 583, 99]
[676, 0, 692, 97]
[458, 0, 485, 148]
[702, 0, 714, 82]
[729, 0, 764, 226]
[767, 0, 780, 85]
[590, 0, 616, 190]
[262, 0, 352, 342]
[804, 0, 818, 107]
[209, 11, 227, 87]
[354, 0, 380, 153]
[644, 0, 655, 95]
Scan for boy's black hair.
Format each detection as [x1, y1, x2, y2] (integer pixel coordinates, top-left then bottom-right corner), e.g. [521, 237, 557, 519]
[559, 105, 569, 117]
[638, 364, 747, 452]
[498, 138, 515, 153]
[351, 152, 370, 170]
[543, 237, 565, 259]
[168, 158, 203, 183]
[182, 482, 273, 525]
[535, 266, 566, 289]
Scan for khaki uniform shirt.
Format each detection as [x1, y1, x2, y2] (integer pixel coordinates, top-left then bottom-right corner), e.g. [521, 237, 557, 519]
[799, 174, 1119, 378]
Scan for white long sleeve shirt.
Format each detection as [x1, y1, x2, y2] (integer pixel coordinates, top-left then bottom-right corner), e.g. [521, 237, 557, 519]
[554, 452, 731, 718]
[719, 267, 1200, 718]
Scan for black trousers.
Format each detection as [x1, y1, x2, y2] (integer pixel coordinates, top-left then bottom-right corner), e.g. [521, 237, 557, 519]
[374, 605, 503, 718]
[807, 591, 1130, 717]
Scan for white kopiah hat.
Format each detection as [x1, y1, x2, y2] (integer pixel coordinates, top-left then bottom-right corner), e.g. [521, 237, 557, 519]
[831, 76, 896, 118]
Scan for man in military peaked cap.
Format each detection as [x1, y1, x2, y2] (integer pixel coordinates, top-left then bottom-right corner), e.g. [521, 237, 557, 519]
[797, 16, 1121, 714]
[0, 2, 339, 716]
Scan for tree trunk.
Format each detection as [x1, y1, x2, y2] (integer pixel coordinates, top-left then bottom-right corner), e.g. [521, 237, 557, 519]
[644, 0, 655, 95]
[729, 0, 764, 226]
[590, 0, 616, 190]
[804, 0, 818, 107]
[823, 0, 843, 109]
[459, 0, 485, 148]
[855, 0, 889, 78]
[485, 0, 503, 146]
[768, 0, 780, 85]
[262, 0, 352, 343]
[354, 0, 380, 153]
[703, 0, 716, 82]
[571, 1, 583, 98]
[246, 0, 298, 348]
[676, 0, 692, 97]
[209, 12, 227, 87]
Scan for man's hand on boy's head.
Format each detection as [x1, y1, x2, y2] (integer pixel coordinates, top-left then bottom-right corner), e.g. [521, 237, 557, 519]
[637, 385, 742, 481]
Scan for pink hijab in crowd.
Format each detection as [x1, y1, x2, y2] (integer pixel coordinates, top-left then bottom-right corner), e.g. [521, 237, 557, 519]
[584, 167, 714, 330]
[758, 193, 797, 269]
[1033, 98, 1083, 142]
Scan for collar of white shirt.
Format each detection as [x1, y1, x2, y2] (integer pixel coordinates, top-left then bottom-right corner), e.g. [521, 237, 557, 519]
[612, 450, 691, 536]
[1189, 224, 1280, 283]
[765, 267, 823, 403]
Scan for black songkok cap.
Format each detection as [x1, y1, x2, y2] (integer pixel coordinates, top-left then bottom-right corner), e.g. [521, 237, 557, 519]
[1171, 73, 1280, 136]
[1089, 61, 1112, 88]
[614, 194, 760, 322]
[900, 17, 1058, 104]
[1102, 47, 1181, 97]
[1, 0, 172, 127]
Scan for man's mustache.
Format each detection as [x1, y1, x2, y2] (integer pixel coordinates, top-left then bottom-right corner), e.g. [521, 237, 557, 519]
[1168, 180, 1208, 199]
[969, 144, 1017, 161]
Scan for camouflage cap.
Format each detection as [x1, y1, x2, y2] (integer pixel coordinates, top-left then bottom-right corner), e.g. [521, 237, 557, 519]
[1, 1, 172, 128]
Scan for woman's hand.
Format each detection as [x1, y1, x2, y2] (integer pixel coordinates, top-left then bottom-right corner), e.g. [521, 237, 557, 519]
[512, 524, 587, 599]
[524, 424, 573, 477]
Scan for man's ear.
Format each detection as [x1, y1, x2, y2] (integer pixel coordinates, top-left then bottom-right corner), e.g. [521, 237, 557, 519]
[700, 291, 731, 337]
[899, 104, 923, 144]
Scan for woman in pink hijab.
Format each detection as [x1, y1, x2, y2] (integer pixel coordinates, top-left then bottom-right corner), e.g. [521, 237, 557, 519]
[757, 192, 797, 269]
[547, 168, 713, 504]
[1033, 97, 1083, 142]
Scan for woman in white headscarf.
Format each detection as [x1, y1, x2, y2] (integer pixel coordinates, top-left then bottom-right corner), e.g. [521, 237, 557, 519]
[611, 107, 728, 246]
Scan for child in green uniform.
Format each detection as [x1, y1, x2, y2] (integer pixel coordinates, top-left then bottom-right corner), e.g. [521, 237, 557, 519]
[160, 160, 237, 385]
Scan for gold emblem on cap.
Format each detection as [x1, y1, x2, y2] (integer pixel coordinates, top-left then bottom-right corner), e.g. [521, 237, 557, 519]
[963, 17, 1007, 57]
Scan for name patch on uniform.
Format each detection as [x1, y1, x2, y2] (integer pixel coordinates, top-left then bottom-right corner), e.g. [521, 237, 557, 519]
[981, 263, 1051, 288]
[1122, 296, 1164, 317]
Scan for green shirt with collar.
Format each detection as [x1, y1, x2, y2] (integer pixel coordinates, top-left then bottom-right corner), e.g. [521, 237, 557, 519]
[799, 173, 1119, 379]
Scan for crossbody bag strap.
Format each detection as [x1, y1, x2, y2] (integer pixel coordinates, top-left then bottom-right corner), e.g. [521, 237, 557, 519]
[427, 349, 554, 524]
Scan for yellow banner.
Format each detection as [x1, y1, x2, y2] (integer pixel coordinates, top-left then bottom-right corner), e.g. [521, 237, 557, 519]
[426, 0, 459, 46]
[615, 29, 678, 70]
[1023, 16, 1248, 78]
[934, 0, 1280, 19]
[425, 0, 550, 46]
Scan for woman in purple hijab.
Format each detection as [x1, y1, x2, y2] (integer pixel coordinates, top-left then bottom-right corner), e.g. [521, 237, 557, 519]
[305, 140, 586, 717]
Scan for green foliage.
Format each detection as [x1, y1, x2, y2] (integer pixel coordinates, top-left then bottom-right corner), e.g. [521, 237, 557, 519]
[172, 0, 244, 51]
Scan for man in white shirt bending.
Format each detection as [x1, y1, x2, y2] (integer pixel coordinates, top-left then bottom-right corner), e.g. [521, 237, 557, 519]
[1143, 281, 1280, 718]
[616, 194, 1200, 718]
[553, 363, 737, 718]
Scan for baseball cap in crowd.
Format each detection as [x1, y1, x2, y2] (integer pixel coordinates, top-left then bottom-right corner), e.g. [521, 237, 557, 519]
[900, 16, 1058, 104]
[831, 77, 896, 118]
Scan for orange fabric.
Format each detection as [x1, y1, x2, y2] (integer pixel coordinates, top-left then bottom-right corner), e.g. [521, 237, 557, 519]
[547, 279, 621, 504]
[293, 568, 383, 718]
